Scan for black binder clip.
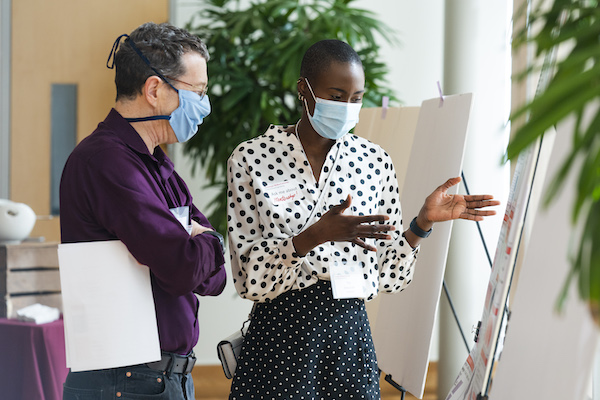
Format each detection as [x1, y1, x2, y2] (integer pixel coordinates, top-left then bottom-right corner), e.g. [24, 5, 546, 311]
[473, 320, 482, 343]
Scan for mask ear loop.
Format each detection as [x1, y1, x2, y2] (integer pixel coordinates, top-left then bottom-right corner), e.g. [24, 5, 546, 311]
[106, 34, 128, 69]
[300, 77, 318, 118]
[303, 77, 317, 102]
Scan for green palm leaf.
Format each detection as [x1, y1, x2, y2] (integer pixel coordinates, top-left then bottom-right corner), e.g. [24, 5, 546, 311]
[510, 0, 600, 323]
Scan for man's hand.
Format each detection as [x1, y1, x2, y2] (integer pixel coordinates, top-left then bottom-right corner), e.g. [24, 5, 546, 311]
[191, 220, 213, 237]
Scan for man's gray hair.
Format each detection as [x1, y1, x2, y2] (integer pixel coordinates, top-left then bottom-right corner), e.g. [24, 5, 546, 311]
[114, 22, 209, 101]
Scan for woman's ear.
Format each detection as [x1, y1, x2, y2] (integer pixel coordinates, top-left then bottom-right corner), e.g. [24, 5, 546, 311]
[296, 77, 307, 102]
[143, 76, 163, 106]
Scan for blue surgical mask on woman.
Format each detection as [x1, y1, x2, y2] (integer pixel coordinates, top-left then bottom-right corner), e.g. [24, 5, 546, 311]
[124, 88, 211, 143]
[303, 78, 362, 140]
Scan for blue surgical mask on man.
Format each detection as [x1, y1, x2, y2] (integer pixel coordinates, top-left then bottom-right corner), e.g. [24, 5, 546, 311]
[303, 78, 362, 140]
[171, 90, 211, 142]
[125, 88, 211, 143]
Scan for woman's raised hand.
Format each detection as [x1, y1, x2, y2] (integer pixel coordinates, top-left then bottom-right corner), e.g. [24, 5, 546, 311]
[419, 177, 500, 224]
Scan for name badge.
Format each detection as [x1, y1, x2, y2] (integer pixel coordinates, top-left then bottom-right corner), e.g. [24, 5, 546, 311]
[264, 180, 301, 205]
[329, 261, 366, 299]
[170, 206, 192, 235]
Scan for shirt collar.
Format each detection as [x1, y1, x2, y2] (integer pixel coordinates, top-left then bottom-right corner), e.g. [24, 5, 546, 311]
[104, 108, 175, 177]
[105, 108, 154, 155]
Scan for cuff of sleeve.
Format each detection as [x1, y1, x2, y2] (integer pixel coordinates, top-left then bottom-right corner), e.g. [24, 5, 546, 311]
[401, 232, 421, 255]
[282, 238, 306, 267]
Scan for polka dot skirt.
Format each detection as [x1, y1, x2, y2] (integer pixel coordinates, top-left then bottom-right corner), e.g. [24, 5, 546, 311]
[229, 280, 380, 399]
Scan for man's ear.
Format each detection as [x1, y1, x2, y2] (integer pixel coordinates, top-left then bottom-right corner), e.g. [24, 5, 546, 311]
[144, 76, 163, 106]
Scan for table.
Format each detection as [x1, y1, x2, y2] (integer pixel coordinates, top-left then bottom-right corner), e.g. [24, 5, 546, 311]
[0, 317, 68, 400]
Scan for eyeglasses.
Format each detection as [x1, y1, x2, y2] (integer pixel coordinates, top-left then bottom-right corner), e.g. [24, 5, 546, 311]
[165, 76, 208, 99]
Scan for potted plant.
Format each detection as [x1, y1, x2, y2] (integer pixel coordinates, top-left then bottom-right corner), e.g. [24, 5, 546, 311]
[183, 0, 398, 234]
[509, 0, 600, 324]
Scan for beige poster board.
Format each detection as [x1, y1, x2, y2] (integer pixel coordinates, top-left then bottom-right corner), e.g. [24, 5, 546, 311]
[356, 106, 420, 327]
[488, 117, 599, 400]
[368, 94, 473, 398]
[355, 106, 420, 195]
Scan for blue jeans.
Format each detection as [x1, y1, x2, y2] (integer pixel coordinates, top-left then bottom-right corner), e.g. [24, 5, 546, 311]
[62, 364, 195, 400]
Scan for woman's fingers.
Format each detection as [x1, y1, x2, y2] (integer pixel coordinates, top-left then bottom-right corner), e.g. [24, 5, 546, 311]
[464, 195, 500, 203]
[436, 176, 462, 192]
[324, 197, 396, 244]
[465, 199, 501, 210]
[461, 208, 497, 221]
[330, 194, 353, 213]
[356, 222, 394, 237]
[352, 238, 377, 252]
[353, 214, 390, 224]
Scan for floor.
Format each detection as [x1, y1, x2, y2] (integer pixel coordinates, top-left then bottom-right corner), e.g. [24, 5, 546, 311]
[193, 362, 438, 400]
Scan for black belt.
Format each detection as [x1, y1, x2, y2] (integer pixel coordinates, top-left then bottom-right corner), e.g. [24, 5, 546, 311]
[146, 351, 196, 375]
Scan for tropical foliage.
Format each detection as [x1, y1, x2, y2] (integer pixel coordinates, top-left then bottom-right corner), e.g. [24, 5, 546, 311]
[183, 0, 398, 234]
[509, 0, 600, 323]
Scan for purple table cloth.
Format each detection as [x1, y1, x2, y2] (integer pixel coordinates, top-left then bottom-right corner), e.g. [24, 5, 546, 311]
[0, 317, 68, 400]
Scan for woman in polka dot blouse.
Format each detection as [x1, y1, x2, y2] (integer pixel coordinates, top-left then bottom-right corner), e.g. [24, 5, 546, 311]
[226, 39, 499, 399]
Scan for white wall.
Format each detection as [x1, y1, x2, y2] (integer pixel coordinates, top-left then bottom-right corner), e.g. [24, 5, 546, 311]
[355, 0, 445, 107]
[439, 1, 512, 395]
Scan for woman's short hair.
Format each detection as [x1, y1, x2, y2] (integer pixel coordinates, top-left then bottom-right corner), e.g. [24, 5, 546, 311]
[300, 39, 363, 83]
[114, 22, 209, 100]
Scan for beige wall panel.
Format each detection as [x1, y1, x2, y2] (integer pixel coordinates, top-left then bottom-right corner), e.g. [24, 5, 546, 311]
[353, 107, 377, 140]
[11, 0, 168, 242]
[31, 218, 61, 241]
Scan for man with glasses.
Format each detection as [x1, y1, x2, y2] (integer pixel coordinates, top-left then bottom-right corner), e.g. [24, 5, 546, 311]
[59, 22, 226, 400]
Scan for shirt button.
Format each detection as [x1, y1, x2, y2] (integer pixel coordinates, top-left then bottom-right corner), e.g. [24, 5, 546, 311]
[126, 372, 132, 377]
[157, 377, 162, 383]
[116, 392, 122, 397]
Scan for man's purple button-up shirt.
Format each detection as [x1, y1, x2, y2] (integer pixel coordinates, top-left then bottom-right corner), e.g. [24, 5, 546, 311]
[60, 109, 226, 355]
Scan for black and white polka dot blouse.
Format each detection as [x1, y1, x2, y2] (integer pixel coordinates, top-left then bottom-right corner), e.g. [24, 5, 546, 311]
[226, 125, 419, 303]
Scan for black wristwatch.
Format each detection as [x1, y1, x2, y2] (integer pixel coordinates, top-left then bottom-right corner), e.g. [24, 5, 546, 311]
[204, 230, 225, 254]
[409, 217, 432, 238]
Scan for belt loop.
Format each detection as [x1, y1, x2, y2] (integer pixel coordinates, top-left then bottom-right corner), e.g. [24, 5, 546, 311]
[188, 351, 196, 374]
[182, 356, 189, 375]
[165, 352, 176, 378]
